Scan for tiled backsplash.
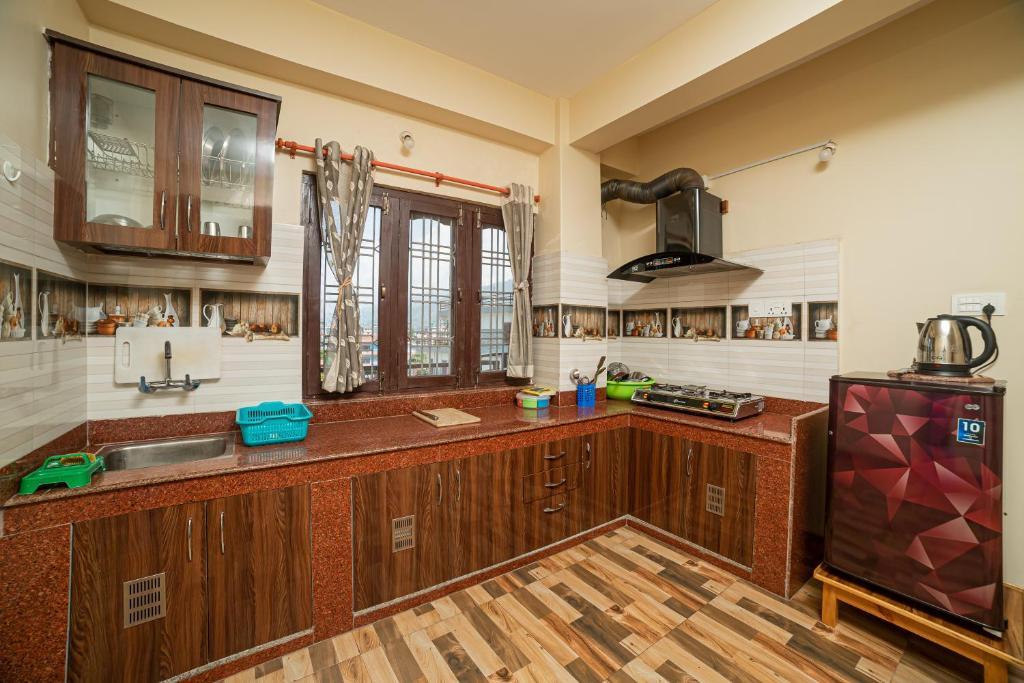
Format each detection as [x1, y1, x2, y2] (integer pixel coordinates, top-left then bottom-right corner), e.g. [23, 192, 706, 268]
[0, 133, 302, 469]
[608, 240, 840, 402]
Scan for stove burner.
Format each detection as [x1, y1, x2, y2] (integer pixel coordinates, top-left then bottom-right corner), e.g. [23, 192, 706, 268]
[633, 382, 765, 420]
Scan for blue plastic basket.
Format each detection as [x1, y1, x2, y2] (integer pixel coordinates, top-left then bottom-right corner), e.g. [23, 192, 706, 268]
[236, 401, 313, 446]
[576, 383, 597, 408]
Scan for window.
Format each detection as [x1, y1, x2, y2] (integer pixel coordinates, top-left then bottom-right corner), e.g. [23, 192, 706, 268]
[302, 178, 526, 397]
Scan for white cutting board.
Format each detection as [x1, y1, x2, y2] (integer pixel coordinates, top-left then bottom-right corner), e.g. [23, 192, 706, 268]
[113, 327, 223, 384]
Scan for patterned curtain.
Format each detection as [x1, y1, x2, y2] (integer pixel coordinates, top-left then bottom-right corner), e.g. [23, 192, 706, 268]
[502, 184, 535, 378]
[315, 140, 375, 393]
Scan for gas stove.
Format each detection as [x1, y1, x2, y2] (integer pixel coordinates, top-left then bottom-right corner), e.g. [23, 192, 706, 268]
[631, 383, 766, 420]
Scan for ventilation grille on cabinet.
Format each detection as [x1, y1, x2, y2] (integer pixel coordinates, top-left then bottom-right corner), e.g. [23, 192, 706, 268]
[706, 484, 725, 516]
[392, 515, 416, 553]
[123, 572, 166, 628]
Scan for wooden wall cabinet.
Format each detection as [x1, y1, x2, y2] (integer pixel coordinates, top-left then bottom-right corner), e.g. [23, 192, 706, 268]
[69, 486, 311, 681]
[49, 33, 279, 264]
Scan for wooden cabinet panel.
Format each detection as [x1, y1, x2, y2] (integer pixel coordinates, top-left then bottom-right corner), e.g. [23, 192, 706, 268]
[522, 461, 581, 503]
[352, 462, 449, 610]
[516, 491, 572, 556]
[684, 443, 757, 566]
[627, 428, 686, 534]
[69, 502, 206, 682]
[575, 429, 628, 530]
[450, 451, 518, 577]
[207, 485, 312, 660]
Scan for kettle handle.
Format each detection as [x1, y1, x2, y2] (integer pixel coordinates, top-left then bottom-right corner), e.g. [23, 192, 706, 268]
[957, 316, 997, 370]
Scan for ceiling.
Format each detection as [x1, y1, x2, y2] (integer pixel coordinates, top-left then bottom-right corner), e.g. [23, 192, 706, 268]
[311, 0, 718, 98]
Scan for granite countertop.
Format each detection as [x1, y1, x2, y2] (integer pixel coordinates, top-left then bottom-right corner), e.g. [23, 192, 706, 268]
[5, 399, 821, 508]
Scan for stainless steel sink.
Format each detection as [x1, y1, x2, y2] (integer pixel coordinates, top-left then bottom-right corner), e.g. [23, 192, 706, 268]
[99, 434, 235, 471]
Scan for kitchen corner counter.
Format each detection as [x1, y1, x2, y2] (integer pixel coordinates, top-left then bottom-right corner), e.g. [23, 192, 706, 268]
[3, 399, 819, 514]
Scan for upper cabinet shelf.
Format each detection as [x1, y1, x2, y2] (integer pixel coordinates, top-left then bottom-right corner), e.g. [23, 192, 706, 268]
[47, 32, 281, 265]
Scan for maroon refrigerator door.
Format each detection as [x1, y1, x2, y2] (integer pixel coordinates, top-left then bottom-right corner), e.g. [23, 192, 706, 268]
[825, 376, 1003, 632]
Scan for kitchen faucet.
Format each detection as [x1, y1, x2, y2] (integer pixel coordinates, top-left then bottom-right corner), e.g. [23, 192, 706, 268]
[139, 341, 201, 393]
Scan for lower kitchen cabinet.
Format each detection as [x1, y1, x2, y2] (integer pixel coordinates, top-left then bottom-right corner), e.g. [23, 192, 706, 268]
[628, 428, 687, 534]
[69, 502, 206, 683]
[352, 461, 450, 610]
[207, 485, 313, 661]
[684, 442, 756, 566]
[575, 428, 629, 529]
[450, 450, 518, 577]
[68, 485, 312, 682]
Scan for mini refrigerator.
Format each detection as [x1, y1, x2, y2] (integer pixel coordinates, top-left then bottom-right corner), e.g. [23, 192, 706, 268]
[825, 372, 1006, 634]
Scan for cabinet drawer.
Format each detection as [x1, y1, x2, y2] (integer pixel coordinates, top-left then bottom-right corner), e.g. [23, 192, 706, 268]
[522, 462, 581, 503]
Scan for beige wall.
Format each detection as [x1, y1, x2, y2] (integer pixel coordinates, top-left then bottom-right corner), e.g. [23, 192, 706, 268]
[604, 0, 1024, 583]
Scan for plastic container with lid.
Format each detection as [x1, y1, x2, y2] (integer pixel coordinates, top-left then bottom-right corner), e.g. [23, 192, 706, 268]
[516, 391, 551, 409]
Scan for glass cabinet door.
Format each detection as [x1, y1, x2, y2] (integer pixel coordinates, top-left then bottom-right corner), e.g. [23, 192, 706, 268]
[51, 43, 179, 250]
[179, 81, 276, 260]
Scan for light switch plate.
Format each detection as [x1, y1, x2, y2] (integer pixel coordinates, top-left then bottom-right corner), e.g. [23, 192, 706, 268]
[951, 293, 1006, 316]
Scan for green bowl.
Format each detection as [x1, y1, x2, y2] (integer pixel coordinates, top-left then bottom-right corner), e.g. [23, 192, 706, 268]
[606, 379, 655, 401]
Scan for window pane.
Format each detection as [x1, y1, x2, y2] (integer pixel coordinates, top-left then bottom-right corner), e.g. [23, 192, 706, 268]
[321, 206, 381, 383]
[408, 212, 454, 377]
[480, 225, 513, 373]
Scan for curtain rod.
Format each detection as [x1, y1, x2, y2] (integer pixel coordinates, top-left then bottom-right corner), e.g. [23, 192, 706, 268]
[705, 139, 837, 185]
[275, 138, 541, 203]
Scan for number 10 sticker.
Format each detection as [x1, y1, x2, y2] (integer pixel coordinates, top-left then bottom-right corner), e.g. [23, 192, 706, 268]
[956, 418, 986, 446]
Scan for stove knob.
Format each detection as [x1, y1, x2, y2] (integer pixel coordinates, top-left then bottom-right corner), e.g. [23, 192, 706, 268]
[709, 402, 720, 411]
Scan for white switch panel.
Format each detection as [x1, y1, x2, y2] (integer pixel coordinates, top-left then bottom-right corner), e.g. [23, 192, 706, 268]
[749, 300, 791, 317]
[951, 292, 1006, 316]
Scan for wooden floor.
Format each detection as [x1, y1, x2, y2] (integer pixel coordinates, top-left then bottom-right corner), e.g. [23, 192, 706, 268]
[222, 527, 1011, 683]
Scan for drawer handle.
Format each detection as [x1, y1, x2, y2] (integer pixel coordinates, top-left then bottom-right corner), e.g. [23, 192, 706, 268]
[159, 191, 167, 230]
[219, 511, 225, 555]
[686, 448, 694, 478]
[186, 195, 193, 232]
[543, 502, 566, 513]
[456, 468, 462, 503]
[544, 478, 567, 489]
[437, 473, 443, 505]
[186, 517, 192, 562]
[544, 451, 565, 461]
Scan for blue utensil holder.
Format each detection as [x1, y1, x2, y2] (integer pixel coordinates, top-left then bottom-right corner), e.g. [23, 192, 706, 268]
[236, 401, 313, 446]
[576, 383, 597, 408]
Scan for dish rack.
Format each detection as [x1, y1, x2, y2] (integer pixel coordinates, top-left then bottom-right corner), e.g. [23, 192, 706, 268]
[87, 130, 155, 179]
[236, 401, 313, 446]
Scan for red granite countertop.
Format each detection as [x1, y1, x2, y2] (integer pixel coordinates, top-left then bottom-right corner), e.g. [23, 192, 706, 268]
[4, 398, 822, 509]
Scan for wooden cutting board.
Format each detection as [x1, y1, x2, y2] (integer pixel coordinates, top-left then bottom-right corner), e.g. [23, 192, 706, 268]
[412, 408, 481, 428]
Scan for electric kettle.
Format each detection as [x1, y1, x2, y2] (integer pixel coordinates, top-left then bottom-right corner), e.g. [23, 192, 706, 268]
[912, 314, 997, 376]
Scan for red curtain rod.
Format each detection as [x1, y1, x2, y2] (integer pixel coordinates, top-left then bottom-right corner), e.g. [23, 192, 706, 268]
[275, 138, 540, 203]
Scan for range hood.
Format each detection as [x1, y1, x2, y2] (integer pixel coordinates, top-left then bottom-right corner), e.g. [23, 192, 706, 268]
[604, 169, 760, 283]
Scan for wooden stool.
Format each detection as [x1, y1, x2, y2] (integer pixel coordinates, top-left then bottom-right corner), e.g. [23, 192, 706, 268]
[814, 565, 1023, 683]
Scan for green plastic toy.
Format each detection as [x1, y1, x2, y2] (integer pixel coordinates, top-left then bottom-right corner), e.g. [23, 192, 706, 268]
[19, 453, 105, 495]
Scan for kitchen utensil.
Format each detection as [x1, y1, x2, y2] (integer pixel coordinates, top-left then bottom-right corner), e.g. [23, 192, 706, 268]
[814, 318, 833, 339]
[413, 409, 440, 422]
[201, 221, 222, 237]
[569, 368, 582, 385]
[95, 318, 118, 335]
[238, 224, 253, 239]
[735, 318, 750, 336]
[562, 314, 573, 338]
[163, 293, 179, 328]
[92, 213, 143, 228]
[912, 314, 997, 376]
[221, 128, 255, 185]
[202, 126, 226, 181]
[605, 378, 656, 401]
[410, 408, 481, 428]
[203, 303, 226, 333]
[18, 452, 104, 494]
[237, 401, 313, 446]
[146, 304, 163, 326]
[38, 291, 50, 337]
[594, 355, 606, 382]
[132, 313, 149, 328]
[607, 361, 629, 377]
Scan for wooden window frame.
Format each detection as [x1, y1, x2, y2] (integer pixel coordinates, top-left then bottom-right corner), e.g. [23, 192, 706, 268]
[302, 175, 528, 400]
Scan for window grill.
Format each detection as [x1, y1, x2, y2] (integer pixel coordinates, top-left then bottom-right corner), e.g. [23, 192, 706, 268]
[480, 226, 513, 373]
[407, 212, 454, 377]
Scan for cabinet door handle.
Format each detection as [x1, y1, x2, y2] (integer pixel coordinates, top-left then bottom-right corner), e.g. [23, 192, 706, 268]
[219, 511, 225, 554]
[456, 468, 462, 503]
[544, 451, 565, 461]
[543, 502, 566, 513]
[544, 478, 567, 489]
[186, 195, 193, 232]
[457, 287, 463, 304]
[380, 284, 387, 300]
[186, 517, 192, 562]
[437, 473, 443, 505]
[159, 191, 167, 230]
[686, 448, 693, 478]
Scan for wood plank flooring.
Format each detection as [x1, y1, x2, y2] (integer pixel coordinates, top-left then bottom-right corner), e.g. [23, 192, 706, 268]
[221, 527, 1015, 683]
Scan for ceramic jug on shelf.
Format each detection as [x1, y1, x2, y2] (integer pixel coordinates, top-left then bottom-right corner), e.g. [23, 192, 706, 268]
[672, 316, 682, 338]
[12, 272, 25, 338]
[562, 313, 573, 338]
[163, 293, 179, 327]
[203, 303, 226, 333]
[38, 291, 50, 337]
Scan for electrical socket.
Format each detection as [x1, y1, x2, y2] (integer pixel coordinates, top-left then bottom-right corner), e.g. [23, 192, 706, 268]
[951, 293, 1006, 316]
[749, 300, 791, 318]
